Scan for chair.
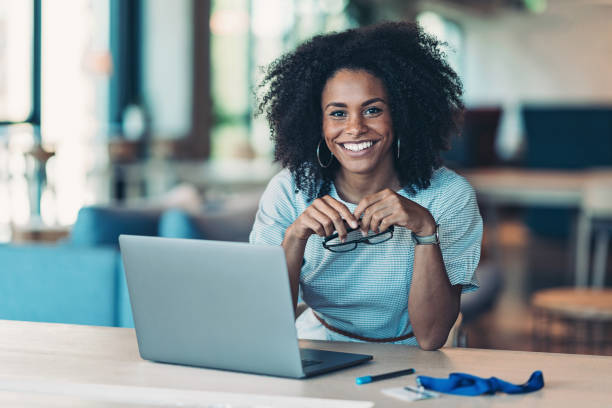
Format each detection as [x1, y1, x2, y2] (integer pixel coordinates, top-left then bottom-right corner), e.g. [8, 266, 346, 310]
[442, 107, 502, 170]
[531, 288, 612, 354]
[444, 312, 464, 348]
[521, 105, 612, 238]
[532, 180, 612, 353]
[575, 177, 612, 287]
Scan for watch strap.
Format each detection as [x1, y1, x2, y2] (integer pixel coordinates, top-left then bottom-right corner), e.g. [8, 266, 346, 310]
[411, 224, 440, 245]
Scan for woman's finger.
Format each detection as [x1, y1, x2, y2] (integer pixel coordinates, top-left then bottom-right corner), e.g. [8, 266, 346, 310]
[359, 195, 394, 234]
[378, 213, 402, 234]
[367, 206, 395, 234]
[353, 190, 387, 221]
[311, 198, 348, 240]
[298, 211, 329, 237]
[306, 205, 335, 237]
[322, 196, 359, 230]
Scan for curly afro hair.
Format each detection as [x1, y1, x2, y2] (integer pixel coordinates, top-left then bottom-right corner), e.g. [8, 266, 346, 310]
[257, 21, 463, 200]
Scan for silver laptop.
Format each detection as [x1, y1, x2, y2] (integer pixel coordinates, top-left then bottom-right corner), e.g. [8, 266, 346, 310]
[119, 235, 372, 378]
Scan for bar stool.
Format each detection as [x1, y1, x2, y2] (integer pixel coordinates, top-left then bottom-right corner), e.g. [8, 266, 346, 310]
[532, 177, 612, 354]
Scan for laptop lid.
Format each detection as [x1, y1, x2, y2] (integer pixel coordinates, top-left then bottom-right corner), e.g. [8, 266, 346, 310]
[119, 235, 305, 378]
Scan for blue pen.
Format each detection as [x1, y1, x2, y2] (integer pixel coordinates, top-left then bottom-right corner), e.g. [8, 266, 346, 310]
[356, 368, 415, 385]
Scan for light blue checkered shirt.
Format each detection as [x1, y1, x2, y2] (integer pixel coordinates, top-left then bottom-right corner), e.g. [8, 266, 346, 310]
[249, 167, 482, 345]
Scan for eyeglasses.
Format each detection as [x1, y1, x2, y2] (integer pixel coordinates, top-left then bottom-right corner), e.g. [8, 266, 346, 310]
[322, 225, 394, 253]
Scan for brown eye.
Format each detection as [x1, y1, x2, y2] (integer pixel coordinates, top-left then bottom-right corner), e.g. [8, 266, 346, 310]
[364, 106, 382, 116]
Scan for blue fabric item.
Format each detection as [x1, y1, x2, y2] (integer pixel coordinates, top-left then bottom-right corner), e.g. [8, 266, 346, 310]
[70, 206, 161, 247]
[0, 244, 132, 326]
[417, 371, 544, 396]
[158, 209, 203, 239]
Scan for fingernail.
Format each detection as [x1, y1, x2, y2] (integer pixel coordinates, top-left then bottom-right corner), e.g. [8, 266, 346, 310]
[341, 237, 345, 243]
[350, 220, 358, 229]
[361, 230, 367, 237]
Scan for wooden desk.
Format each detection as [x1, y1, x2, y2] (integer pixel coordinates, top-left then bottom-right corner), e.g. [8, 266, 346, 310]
[0, 320, 611, 407]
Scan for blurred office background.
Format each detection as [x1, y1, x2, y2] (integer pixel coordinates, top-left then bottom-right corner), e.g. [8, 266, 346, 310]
[1, 0, 611, 354]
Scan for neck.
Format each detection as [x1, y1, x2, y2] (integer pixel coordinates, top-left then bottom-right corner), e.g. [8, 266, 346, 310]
[334, 162, 401, 204]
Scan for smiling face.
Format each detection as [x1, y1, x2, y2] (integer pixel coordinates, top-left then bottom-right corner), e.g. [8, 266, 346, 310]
[321, 69, 395, 180]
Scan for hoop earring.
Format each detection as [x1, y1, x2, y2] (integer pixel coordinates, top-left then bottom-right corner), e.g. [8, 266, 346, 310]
[396, 138, 400, 160]
[317, 140, 333, 168]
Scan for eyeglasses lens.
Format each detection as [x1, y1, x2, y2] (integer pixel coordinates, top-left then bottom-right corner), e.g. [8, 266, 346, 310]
[328, 242, 358, 252]
[324, 229, 361, 252]
[366, 230, 393, 244]
[324, 228, 393, 252]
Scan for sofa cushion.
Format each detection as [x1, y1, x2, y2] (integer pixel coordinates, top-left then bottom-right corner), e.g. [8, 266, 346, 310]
[159, 191, 261, 242]
[0, 244, 124, 326]
[158, 209, 203, 239]
[70, 206, 162, 247]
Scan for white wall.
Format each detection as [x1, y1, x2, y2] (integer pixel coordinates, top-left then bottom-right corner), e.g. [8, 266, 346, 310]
[422, 0, 612, 105]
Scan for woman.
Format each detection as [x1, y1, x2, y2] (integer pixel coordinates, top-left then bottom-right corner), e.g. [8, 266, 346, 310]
[249, 22, 482, 350]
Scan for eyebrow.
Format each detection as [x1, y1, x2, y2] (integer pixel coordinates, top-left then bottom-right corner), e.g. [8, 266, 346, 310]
[323, 97, 386, 111]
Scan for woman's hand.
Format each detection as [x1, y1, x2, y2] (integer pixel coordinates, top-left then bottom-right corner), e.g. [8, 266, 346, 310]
[353, 189, 436, 236]
[286, 195, 359, 242]
[283, 195, 357, 315]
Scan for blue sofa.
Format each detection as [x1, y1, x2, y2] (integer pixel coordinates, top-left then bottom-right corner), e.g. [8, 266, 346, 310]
[0, 245, 127, 326]
[0, 195, 260, 328]
[0, 207, 163, 327]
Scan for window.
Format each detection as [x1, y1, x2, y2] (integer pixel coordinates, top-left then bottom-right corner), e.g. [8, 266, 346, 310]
[41, 0, 111, 224]
[209, 0, 355, 160]
[417, 11, 463, 78]
[0, 1, 36, 240]
[0, 0, 34, 122]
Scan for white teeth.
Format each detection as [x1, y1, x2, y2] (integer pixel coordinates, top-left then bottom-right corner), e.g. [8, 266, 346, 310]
[343, 141, 374, 152]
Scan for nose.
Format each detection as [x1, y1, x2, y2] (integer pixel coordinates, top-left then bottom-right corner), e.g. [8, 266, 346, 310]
[345, 114, 367, 137]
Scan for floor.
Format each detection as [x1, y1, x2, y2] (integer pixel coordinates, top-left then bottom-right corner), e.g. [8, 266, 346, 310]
[463, 210, 612, 355]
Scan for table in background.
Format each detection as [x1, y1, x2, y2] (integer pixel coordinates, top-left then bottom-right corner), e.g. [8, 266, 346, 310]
[460, 168, 600, 207]
[0, 320, 611, 407]
[9, 220, 70, 243]
[461, 167, 612, 285]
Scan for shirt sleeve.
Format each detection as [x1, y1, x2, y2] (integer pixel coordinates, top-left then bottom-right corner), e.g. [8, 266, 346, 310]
[249, 170, 299, 246]
[435, 177, 483, 293]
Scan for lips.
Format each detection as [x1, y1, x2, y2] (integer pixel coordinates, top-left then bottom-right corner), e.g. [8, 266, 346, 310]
[339, 140, 379, 152]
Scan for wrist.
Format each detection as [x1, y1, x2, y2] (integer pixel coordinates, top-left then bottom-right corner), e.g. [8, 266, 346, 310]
[284, 224, 310, 244]
[413, 213, 437, 236]
[411, 223, 439, 246]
